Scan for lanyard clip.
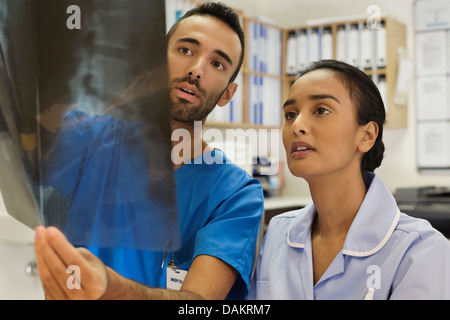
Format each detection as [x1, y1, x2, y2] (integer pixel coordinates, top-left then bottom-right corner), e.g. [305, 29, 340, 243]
[168, 259, 177, 270]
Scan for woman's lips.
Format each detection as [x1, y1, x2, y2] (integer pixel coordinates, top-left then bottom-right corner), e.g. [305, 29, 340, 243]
[290, 141, 315, 158]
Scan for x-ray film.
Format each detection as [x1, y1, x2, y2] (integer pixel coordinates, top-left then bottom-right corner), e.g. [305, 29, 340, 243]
[0, 0, 180, 251]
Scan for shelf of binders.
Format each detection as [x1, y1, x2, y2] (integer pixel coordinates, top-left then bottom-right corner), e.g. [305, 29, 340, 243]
[208, 17, 284, 129]
[166, 0, 284, 129]
[283, 17, 407, 128]
[244, 17, 284, 129]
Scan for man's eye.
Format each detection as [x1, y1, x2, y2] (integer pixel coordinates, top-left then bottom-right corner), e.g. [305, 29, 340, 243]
[212, 61, 224, 70]
[180, 47, 192, 55]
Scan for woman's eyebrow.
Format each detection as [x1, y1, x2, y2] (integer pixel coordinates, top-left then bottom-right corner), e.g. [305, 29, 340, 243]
[283, 99, 296, 109]
[282, 93, 340, 109]
[308, 94, 341, 104]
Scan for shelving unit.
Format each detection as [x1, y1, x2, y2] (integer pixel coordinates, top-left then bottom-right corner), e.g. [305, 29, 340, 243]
[208, 16, 284, 129]
[166, 0, 408, 130]
[283, 17, 407, 129]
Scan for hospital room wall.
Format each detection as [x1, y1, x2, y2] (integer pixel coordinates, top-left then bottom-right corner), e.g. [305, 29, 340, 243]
[222, 0, 450, 196]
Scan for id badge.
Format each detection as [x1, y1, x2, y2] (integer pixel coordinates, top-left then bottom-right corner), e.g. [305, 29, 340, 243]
[166, 260, 187, 291]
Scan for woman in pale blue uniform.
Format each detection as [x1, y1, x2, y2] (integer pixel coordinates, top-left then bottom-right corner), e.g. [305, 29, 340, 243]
[249, 60, 450, 300]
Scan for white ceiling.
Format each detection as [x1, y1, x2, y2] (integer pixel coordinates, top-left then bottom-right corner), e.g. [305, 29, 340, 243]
[219, 0, 413, 28]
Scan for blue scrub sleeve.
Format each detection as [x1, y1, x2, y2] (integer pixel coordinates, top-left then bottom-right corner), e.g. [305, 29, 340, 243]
[43, 110, 94, 198]
[192, 179, 264, 300]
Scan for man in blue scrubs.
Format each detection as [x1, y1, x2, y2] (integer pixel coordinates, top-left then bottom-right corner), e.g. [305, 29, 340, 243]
[34, 3, 263, 300]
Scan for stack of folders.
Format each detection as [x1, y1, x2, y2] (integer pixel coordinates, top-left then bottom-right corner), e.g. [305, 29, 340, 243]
[246, 20, 283, 127]
[286, 22, 387, 75]
[247, 75, 282, 127]
[208, 71, 244, 124]
[286, 27, 333, 75]
[165, 0, 197, 32]
[247, 21, 283, 76]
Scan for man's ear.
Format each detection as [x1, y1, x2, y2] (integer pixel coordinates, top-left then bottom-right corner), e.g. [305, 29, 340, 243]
[217, 83, 238, 107]
[358, 121, 379, 153]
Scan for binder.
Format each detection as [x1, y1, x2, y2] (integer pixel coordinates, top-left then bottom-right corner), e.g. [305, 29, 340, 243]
[336, 25, 347, 63]
[247, 75, 258, 125]
[267, 26, 282, 76]
[247, 21, 282, 75]
[247, 75, 281, 126]
[251, 21, 258, 71]
[376, 21, 387, 68]
[296, 30, 308, 73]
[321, 28, 333, 60]
[259, 24, 266, 73]
[286, 33, 296, 75]
[258, 76, 263, 124]
[232, 71, 244, 124]
[361, 24, 374, 69]
[348, 24, 360, 68]
[308, 28, 320, 64]
[263, 78, 282, 127]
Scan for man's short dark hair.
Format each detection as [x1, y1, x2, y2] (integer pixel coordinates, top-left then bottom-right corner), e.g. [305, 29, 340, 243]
[167, 2, 245, 83]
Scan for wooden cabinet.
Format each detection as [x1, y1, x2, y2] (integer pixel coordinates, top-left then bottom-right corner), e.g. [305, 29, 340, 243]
[166, 1, 408, 129]
[282, 17, 408, 128]
[207, 16, 285, 129]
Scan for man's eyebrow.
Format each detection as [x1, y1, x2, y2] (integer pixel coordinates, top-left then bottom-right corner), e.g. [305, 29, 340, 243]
[214, 49, 233, 66]
[177, 37, 201, 46]
[176, 37, 233, 66]
[308, 94, 340, 104]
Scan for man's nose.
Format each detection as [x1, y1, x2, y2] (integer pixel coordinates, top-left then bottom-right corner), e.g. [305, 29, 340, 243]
[188, 57, 205, 80]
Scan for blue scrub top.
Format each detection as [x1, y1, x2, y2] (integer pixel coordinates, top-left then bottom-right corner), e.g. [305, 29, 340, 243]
[44, 110, 264, 299]
[249, 173, 450, 300]
[90, 148, 264, 299]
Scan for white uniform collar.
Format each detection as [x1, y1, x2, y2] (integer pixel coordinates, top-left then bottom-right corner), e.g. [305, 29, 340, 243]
[287, 173, 401, 257]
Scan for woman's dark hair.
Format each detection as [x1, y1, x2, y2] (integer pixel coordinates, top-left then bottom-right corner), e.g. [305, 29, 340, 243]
[166, 2, 245, 84]
[300, 60, 385, 172]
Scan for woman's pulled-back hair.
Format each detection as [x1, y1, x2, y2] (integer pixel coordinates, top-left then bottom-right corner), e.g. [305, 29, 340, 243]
[300, 60, 385, 172]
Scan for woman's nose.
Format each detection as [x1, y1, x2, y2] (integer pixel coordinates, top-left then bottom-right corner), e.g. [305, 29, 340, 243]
[291, 114, 309, 136]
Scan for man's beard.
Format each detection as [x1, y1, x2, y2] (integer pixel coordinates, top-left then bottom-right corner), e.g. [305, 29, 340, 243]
[170, 76, 227, 123]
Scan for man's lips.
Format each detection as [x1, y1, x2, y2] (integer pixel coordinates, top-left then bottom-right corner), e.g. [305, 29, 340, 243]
[290, 141, 315, 158]
[174, 83, 201, 101]
[177, 87, 198, 97]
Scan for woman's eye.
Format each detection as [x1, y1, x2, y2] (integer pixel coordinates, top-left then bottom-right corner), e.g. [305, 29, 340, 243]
[285, 112, 297, 120]
[315, 107, 330, 115]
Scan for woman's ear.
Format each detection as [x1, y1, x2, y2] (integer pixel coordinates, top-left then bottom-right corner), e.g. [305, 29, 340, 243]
[358, 121, 379, 153]
[217, 83, 238, 107]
